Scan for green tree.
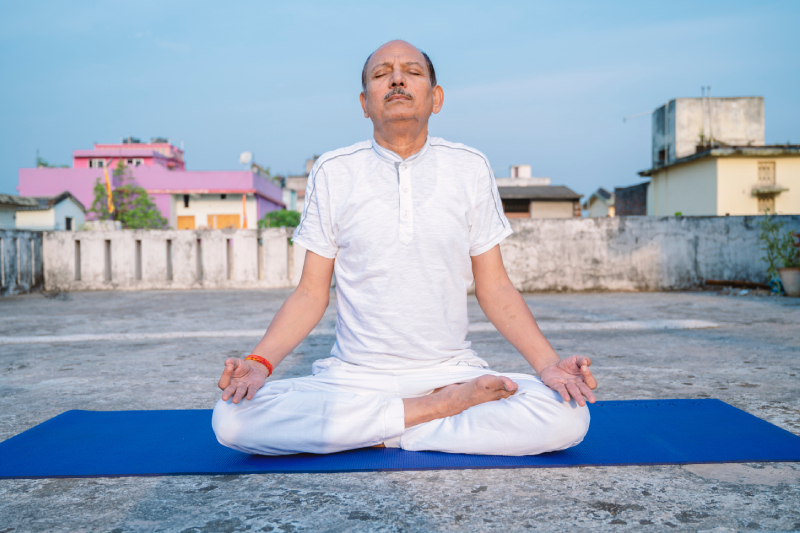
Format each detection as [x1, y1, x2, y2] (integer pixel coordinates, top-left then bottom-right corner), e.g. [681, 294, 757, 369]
[258, 209, 301, 228]
[36, 156, 68, 168]
[89, 162, 168, 229]
[757, 212, 800, 278]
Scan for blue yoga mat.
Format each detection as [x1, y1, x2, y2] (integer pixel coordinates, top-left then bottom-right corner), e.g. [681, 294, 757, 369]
[1, 399, 799, 479]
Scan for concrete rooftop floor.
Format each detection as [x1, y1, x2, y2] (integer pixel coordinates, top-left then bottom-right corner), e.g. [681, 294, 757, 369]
[0, 288, 799, 532]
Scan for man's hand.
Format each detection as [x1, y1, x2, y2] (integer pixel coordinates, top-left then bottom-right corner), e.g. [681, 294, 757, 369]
[218, 358, 268, 404]
[539, 356, 597, 406]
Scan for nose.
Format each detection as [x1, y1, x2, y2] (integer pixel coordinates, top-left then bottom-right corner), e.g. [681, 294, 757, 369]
[389, 66, 405, 88]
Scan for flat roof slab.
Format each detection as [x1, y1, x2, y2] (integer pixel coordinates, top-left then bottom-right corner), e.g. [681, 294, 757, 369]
[0, 289, 798, 532]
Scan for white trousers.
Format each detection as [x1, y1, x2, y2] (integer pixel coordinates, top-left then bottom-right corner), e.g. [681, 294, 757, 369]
[212, 357, 590, 456]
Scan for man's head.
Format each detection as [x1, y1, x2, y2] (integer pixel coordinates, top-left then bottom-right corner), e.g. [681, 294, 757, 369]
[359, 40, 444, 136]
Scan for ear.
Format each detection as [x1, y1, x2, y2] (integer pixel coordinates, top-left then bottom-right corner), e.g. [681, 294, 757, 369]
[431, 85, 444, 115]
[359, 91, 369, 118]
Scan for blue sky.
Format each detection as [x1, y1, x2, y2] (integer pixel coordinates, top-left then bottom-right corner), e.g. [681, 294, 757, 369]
[1, 0, 798, 196]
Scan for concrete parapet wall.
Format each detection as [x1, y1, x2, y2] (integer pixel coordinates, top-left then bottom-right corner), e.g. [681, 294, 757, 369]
[0, 229, 44, 297]
[42, 228, 304, 291]
[35, 216, 800, 293]
[501, 216, 800, 291]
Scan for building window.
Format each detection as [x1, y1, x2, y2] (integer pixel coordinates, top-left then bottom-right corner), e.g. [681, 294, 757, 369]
[183, 194, 190, 208]
[757, 195, 775, 214]
[125, 158, 143, 167]
[88, 159, 105, 168]
[65, 217, 73, 231]
[220, 194, 227, 199]
[502, 199, 530, 213]
[758, 161, 776, 186]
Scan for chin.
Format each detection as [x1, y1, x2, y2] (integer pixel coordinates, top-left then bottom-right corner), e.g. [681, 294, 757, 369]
[382, 114, 419, 124]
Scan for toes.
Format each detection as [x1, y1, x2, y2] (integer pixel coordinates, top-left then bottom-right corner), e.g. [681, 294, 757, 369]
[499, 376, 518, 393]
[475, 375, 515, 391]
[471, 375, 518, 401]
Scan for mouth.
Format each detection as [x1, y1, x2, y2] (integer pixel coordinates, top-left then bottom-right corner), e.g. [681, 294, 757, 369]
[384, 88, 413, 102]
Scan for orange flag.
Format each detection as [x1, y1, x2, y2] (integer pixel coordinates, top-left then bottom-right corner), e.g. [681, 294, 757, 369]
[242, 194, 247, 229]
[104, 160, 114, 214]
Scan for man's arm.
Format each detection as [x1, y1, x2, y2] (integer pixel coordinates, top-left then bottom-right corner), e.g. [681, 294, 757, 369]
[218, 250, 335, 403]
[471, 245, 597, 405]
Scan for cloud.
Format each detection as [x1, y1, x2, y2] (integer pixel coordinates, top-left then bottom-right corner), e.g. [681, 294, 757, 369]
[156, 39, 190, 53]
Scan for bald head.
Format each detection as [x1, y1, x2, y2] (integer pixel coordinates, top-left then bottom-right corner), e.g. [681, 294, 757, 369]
[358, 40, 444, 156]
[361, 40, 436, 91]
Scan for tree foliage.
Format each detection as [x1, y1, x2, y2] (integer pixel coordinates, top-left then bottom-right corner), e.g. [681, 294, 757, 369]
[258, 209, 301, 228]
[89, 162, 168, 229]
[757, 212, 800, 278]
[36, 156, 68, 168]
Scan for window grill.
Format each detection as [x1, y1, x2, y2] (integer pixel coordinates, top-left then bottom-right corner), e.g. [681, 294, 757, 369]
[757, 195, 775, 214]
[757, 162, 776, 186]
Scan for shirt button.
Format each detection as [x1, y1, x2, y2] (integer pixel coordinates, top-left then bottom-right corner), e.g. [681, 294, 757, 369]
[401, 165, 407, 170]
[403, 186, 409, 192]
[402, 211, 408, 218]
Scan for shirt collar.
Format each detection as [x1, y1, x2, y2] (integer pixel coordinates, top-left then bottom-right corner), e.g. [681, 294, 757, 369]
[371, 136, 430, 166]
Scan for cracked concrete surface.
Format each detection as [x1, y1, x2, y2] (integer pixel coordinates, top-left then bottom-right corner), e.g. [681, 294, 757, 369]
[0, 289, 799, 532]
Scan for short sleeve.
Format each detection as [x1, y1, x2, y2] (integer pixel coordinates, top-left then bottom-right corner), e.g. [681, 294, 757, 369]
[292, 165, 338, 259]
[469, 163, 513, 256]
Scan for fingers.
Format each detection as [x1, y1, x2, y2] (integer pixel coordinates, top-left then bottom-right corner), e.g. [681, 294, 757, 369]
[566, 382, 585, 407]
[581, 364, 598, 390]
[221, 384, 237, 402]
[577, 382, 596, 404]
[246, 382, 263, 401]
[217, 358, 240, 390]
[231, 382, 249, 404]
[552, 382, 570, 402]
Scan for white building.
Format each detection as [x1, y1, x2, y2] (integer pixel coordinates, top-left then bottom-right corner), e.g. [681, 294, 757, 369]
[14, 192, 85, 231]
[497, 166, 582, 219]
[0, 194, 38, 229]
[172, 193, 260, 230]
[583, 188, 616, 217]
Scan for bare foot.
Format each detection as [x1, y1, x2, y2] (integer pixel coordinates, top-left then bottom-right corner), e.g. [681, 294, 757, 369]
[403, 375, 518, 428]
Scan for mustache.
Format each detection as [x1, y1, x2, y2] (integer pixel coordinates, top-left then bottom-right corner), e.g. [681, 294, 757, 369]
[384, 87, 413, 101]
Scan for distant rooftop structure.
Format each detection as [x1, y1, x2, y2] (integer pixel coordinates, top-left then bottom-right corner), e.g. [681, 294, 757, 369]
[583, 188, 615, 218]
[13, 191, 85, 231]
[510, 165, 531, 178]
[614, 182, 648, 216]
[0, 194, 39, 208]
[15, 191, 86, 212]
[651, 97, 764, 169]
[18, 139, 285, 229]
[498, 185, 583, 219]
[496, 165, 551, 187]
[637, 96, 800, 216]
[73, 138, 186, 171]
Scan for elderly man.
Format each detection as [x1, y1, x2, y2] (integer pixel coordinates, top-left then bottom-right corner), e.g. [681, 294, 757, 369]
[212, 40, 597, 456]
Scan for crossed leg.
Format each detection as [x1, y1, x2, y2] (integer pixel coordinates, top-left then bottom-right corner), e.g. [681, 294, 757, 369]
[212, 363, 589, 456]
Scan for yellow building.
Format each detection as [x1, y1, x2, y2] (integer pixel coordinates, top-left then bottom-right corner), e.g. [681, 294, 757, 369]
[638, 96, 799, 215]
[639, 147, 800, 216]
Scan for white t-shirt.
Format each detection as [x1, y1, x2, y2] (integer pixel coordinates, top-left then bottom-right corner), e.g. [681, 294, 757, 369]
[292, 137, 512, 370]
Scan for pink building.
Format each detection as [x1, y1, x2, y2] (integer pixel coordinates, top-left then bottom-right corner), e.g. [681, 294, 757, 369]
[73, 137, 186, 171]
[18, 139, 284, 229]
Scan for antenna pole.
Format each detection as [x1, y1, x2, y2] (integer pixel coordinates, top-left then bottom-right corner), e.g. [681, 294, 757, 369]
[708, 87, 713, 147]
[623, 110, 652, 123]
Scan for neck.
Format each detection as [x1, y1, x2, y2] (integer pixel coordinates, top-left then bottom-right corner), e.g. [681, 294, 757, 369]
[373, 121, 429, 160]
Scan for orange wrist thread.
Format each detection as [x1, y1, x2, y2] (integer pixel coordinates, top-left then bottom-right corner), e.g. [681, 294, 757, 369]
[244, 355, 273, 377]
